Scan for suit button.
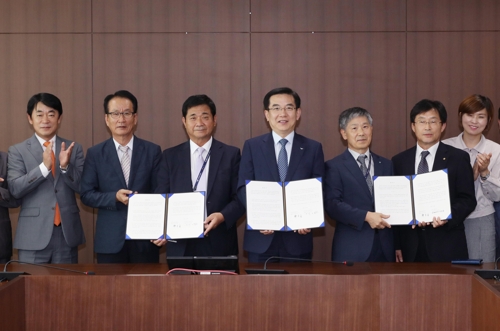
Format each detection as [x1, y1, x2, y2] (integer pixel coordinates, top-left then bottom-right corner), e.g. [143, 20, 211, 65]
[55, 189, 58, 193]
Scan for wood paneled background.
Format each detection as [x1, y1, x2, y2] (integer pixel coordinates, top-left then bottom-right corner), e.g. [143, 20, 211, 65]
[0, 0, 499, 263]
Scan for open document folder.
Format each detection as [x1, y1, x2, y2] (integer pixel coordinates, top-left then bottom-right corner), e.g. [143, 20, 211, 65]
[245, 177, 324, 231]
[125, 192, 205, 240]
[373, 169, 451, 225]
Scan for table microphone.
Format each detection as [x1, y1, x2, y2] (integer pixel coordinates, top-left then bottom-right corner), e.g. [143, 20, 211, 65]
[474, 256, 500, 279]
[245, 256, 354, 274]
[2, 260, 96, 277]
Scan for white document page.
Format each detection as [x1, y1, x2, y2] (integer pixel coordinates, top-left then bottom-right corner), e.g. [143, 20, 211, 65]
[413, 170, 451, 224]
[284, 178, 325, 230]
[246, 181, 285, 231]
[374, 176, 414, 225]
[125, 194, 166, 239]
[166, 192, 205, 239]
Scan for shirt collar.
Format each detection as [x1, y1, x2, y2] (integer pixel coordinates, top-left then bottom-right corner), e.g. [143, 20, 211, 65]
[457, 132, 486, 152]
[271, 131, 295, 145]
[348, 148, 371, 161]
[35, 134, 56, 147]
[190, 136, 213, 155]
[416, 141, 440, 157]
[113, 135, 134, 151]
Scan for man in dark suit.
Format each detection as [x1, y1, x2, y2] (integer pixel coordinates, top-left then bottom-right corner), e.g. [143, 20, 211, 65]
[237, 87, 324, 263]
[80, 90, 161, 263]
[8, 93, 85, 263]
[0, 151, 20, 263]
[154, 95, 245, 256]
[392, 99, 476, 262]
[324, 107, 394, 262]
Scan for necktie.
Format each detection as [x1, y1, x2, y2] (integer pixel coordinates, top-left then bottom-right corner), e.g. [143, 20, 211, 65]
[119, 145, 131, 186]
[194, 147, 207, 192]
[417, 151, 430, 174]
[278, 139, 288, 182]
[357, 154, 373, 195]
[44, 141, 61, 226]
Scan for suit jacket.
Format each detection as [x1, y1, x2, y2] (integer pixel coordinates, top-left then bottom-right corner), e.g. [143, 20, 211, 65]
[237, 132, 325, 255]
[392, 142, 476, 262]
[0, 152, 20, 261]
[8, 135, 85, 250]
[80, 136, 161, 254]
[155, 139, 245, 256]
[324, 149, 394, 262]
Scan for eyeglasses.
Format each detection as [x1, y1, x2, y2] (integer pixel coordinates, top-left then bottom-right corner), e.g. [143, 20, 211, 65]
[268, 106, 296, 112]
[415, 119, 441, 127]
[107, 111, 135, 119]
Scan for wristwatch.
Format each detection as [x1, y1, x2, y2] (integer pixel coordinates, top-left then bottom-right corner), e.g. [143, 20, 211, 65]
[60, 165, 68, 173]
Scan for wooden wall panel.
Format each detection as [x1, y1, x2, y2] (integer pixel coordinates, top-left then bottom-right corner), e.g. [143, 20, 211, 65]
[92, 0, 249, 32]
[26, 276, 114, 331]
[0, 34, 94, 263]
[92, 33, 250, 150]
[407, 32, 500, 146]
[251, 0, 406, 32]
[408, 0, 500, 31]
[380, 274, 471, 331]
[0, 0, 90, 33]
[251, 32, 406, 160]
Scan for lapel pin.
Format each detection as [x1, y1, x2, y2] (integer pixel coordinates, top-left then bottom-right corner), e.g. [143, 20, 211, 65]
[300, 147, 304, 150]
[443, 158, 446, 160]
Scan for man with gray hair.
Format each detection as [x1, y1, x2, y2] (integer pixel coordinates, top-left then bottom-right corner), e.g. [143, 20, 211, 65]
[323, 107, 394, 262]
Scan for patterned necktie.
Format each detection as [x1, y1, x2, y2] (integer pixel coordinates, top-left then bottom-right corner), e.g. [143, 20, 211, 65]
[118, 145, 131, 186]
[418, 151, 430, 174]
[44, 141, 61, 226]
[278, 139, 288, 182]
[194, 147, 207, 192]
[357, 154, 373, 195]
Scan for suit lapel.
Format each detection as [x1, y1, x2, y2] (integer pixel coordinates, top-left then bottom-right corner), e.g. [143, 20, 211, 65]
[129, 137, 144, 189]
[261, 133, 280, 181]
[104, 138, 127, 188]
[403, 146, 417, 174]
[27, 135, 44, 167]
[28, 135, 53, 184]
[432, 143, 448, 171]
[287, 134, 305, 181]
[53, 137, 63, 185]
[342, 150, 371, 198]
[207, 139, 222, 197]
[179, 142, 194, 191]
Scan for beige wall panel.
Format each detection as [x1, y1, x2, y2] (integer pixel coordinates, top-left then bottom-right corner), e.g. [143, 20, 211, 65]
[0, 34, 94, 263]
[251, 0, 406, 32]
[407, 32, 500, 146]
[407, 0, 500, 31]
[93, 0, 249, 32]
[0, 0, 90, 33]
[251, 32, 406, 260]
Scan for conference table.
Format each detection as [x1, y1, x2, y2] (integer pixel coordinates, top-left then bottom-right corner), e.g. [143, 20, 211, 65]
[1, 262, 499, 331]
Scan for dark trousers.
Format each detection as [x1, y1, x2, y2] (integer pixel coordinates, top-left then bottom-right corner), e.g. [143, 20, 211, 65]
[97, 240, 159, 263]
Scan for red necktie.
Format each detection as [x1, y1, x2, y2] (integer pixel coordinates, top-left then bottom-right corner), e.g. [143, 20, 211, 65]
[44, 141, 61, 226]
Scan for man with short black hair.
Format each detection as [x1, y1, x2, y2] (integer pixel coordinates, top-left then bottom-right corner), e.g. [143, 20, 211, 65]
[8, 93, 85, 263]
[81, 90, 161, 263]
[237, 87, 324, 263]
[392, 99, 476, 262]
[154, 94, 245, 257]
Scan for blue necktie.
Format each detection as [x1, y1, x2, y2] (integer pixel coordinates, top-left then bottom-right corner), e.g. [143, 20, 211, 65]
[418, 151, 430, 174]
[278, 139, 288, 182]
